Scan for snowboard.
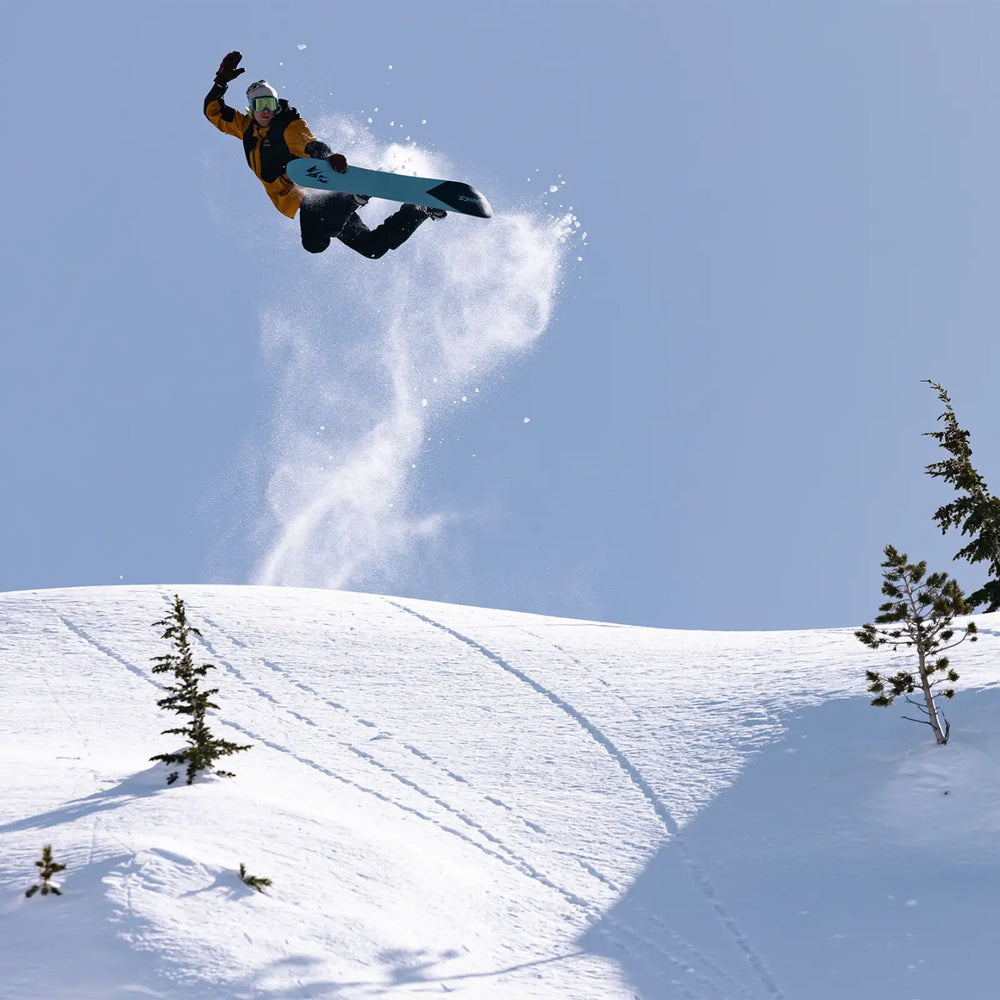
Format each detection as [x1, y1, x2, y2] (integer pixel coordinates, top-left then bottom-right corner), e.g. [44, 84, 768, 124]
[286, 158, 493, 219]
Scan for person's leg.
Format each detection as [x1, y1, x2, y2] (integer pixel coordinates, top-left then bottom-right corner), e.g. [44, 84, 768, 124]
[299, 191, 358, 254]
[336, 204, 431, 259]
[299, 205, 330, 253]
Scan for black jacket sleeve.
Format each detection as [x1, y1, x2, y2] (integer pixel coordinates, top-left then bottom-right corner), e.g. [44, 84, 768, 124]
[304, 139, 333, 158]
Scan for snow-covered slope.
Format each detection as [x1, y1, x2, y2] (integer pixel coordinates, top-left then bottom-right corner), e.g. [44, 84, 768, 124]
[1, 586, 998, 999]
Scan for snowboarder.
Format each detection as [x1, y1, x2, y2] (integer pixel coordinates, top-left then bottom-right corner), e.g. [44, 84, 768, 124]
[204, 51, 445, 257]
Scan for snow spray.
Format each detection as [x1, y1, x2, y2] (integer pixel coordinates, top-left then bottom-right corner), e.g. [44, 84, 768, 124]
[253, 115, 575, 589]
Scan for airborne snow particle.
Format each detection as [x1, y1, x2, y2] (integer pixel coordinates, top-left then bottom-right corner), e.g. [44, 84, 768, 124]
[297, 44, 307, 51]
[549, 185, 559, 194]
[523, 417, 531, 424]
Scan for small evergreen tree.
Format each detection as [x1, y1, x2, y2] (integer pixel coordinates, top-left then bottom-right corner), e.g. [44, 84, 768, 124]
[149, 595, 252, 785]
[924, 380, 1000, 610]
[856, 545, 977, 745]
[25, 845, 66, 898]
[238, 863, 272, 893]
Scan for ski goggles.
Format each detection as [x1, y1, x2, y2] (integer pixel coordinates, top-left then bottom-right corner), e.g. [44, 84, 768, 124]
[250, 96, 279, 113]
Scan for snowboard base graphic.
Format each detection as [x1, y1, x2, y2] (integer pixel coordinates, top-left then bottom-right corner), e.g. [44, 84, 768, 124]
[286, 159, 493, 219]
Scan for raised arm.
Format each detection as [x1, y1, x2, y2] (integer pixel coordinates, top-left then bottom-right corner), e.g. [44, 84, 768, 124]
[204, 50, 249, 138]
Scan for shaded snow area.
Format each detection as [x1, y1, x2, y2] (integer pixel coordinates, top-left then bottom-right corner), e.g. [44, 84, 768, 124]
[2, 586, 999, 999]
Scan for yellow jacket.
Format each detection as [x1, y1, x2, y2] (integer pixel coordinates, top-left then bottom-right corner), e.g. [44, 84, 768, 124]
[204, 82, 320, 218]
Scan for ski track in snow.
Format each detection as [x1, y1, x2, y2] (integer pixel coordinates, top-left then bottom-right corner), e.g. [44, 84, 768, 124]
[194, 622, 600, 914]
[56, 613, 151, 684]
[388, 599, 785, 1000]
[4, 589, 827, 998]
[171, 600, 768, 995]
[199, 619, 547, 862]
[6, 587, 1000, 998]
[197, 605, 763, 998]
[48, 592, 735, 997]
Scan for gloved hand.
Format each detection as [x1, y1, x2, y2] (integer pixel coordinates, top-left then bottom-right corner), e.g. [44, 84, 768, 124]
[215, 51, 245, 86]
[303, 141, 349, 173]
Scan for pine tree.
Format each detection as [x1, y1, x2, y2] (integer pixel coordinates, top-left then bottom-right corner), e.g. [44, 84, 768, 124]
[856, 545, 977, 744]
[238, 863, 273, 893]
[149, 595, 252, 785]
[923, 380, 1000, 610]
[25, 845, 66, 898]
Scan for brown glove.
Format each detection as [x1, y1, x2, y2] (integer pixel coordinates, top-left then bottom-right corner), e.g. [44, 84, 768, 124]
[304, 141, 349, 174]
[215, 51, 245, 87]
[327, 153, 349, 174]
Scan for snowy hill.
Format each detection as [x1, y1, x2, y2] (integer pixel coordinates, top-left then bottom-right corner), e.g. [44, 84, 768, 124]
[2, 586, 999, 999]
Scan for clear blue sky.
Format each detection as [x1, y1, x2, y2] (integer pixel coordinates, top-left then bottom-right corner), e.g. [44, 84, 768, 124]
[5, 1, 1000, 630]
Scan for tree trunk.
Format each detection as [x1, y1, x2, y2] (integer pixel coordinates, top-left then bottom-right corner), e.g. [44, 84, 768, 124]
[917, 646, 949, 744]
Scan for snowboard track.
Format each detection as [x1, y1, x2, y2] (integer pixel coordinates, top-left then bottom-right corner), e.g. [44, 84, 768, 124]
[198, 613, 748, 997]
[192, 627, 600, 915]
[41, 596, 774, 999]
[389, 599, 784, 1000]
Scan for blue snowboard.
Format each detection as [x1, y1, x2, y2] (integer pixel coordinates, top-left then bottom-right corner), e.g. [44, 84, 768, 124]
[286, 158, 493, 219]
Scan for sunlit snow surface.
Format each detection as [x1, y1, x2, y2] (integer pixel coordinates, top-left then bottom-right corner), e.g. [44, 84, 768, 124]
[2, 586, 999, 998]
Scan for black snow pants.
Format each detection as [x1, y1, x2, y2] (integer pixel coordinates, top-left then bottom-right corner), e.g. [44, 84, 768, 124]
[299, 191, 427, 258]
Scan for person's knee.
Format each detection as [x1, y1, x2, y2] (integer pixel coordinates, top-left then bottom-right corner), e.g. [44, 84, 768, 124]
[338, 233, 389, 258]
[302, 233, 331, 254]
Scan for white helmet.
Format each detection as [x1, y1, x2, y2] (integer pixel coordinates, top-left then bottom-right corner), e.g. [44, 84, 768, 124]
[246, 80, 279, 112]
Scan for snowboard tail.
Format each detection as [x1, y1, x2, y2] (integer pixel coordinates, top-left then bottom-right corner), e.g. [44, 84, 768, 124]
[286, 159, 493, 219]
